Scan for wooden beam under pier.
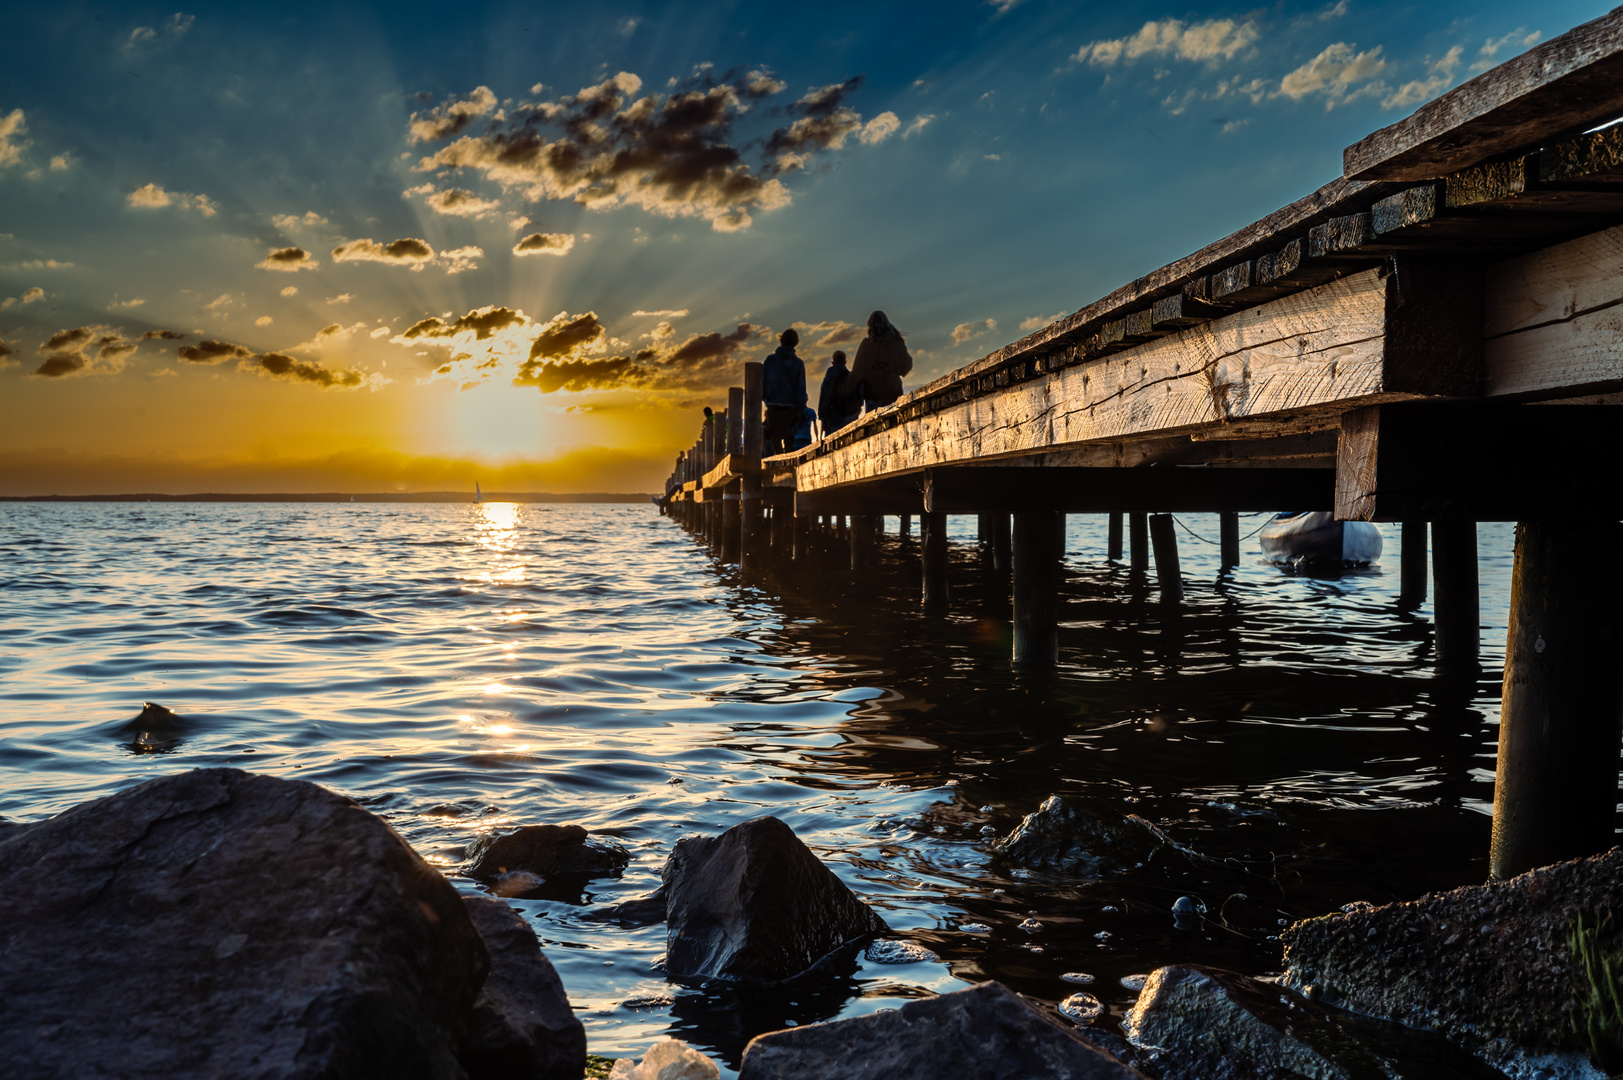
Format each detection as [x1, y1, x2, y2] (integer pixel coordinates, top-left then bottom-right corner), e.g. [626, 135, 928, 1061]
[921, 465, 1334, 515]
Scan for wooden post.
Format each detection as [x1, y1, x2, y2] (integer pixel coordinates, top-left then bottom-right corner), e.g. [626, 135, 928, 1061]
[977, 514, 989, 553]
[741, 365, 764, 573]
[793, 512, 810, 561]
[991, 513, 1012, 573]
[1400, 521, 1428, 607]
[1220, 512, 1240, 569]
[1056, 515, 1067, 557]
[1490, 522, 1623, 880]
[900, 513, 912, 537]
[850, 513, 874, 571]
[1149, 513, 1183, 602]
[921, 511, 949, 609]
[1012, 511, 1062, 665]
[1432, 521, 1479, 671]
[1108, 512, 1123, 562]
[1129, 512, 1149, 574]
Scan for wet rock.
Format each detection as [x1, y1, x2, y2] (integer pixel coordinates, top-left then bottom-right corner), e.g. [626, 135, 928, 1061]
[465, 823, 630, 881]
[737, 980, 1149, 1079]
[609, 1038, 720, 1079]
[460, 895, 586, 1080]
[1124, 964, 1508, 1080]
[593, 886, 668, 927]
[116, 700, 195, 753]
[993, 795, 1167, 874]
[663, 815, 887, 983]
[1282, 846, 1623, 1068]
[0, 767, 488, 1078]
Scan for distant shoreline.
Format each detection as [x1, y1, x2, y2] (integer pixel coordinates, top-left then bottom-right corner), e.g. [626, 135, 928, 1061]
[0, 492, 655, 504]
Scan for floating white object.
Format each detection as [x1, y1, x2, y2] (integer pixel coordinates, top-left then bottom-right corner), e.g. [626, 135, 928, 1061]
[1258, 512, 1383, 566]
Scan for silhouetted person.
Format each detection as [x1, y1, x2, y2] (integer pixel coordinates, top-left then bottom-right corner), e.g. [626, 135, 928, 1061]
[818, 349, 857, 437]
[762, 328, 807, 456]
[792, 406, 816, 450]
[848, 310, 912, 413]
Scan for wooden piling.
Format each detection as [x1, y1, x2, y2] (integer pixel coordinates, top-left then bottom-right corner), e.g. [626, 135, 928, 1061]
[1220, 511, 1240, 568]
[1490, 521, 1623, 880]
[793, 512, 810, 561]
[1401, 521, 1428, 607]
[850, 513, 874, 571]
[1431, 521, 1479, 670]
[1129, 512, 1149, 574]
[1012, 511, 1062, 665]
[1108, 512, 1123, 562]
[740, 365, 764, 573]
[1056, 514, 1067, 557]
[1149, 513, 1183, 602]
[900, 513, 912, 537]
[991, 513, 1012, 573]
[921, 511, 949, 609]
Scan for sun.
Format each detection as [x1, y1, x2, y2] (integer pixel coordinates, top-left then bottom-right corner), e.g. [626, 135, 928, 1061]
[451, 384, 545, 457]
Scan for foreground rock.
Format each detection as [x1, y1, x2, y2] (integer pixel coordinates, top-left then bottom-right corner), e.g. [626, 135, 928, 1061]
[994, 795, 1174, 875]
[465, 823, 630, 883]
[460, 895, 587, 1080]
[1123, 965, 1507, 1080]
[0, 768, 488, 1078]
[1283, 847, 1623, 1069]
[664, 815, 888, 983]
[738, 980, 1148, 1079]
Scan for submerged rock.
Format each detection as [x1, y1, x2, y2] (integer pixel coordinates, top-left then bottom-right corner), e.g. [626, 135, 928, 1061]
[1124, 964, 1508, 1080]
[594, 886, 669, 927]
[738, 980, 1149, 1079]
[1283, 847, 1623, 1068]
[465, 823, 630, 882]
[0, 767, 488, 1078]
[116, 700, 195, 753]
[993, 795, 1165, 875]
[460, 895, 587, 1080]
[663, 815, 888, 983]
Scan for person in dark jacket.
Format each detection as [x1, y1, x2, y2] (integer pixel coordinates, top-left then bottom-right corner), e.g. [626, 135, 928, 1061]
[792, 407, 816, 450]
[761, 329, 807, 456]
[817, 350, 857, 437]
[847, 310, 913, 412]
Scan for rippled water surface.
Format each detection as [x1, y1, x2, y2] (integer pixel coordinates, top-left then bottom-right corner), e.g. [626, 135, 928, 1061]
[0, 502, 1520, 1072]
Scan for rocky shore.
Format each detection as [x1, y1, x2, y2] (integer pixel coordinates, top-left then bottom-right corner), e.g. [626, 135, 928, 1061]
[2, 769, 1616, 1079]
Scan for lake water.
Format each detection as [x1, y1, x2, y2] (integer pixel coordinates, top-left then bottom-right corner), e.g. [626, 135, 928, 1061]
[0, 502, 1519, 1073]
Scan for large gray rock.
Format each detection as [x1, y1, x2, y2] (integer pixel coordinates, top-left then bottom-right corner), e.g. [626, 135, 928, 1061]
[1124, 965, 1507, 1080]
[738, 980, 1148, 1079]
[0, 768, 489, 1079]
[465, 823, 629, 882]
[460, 895, 586, 1080]
[994, 795, 1166, 875]
[1282, 847, 1623, 1063]
[664, 815, 887, 983]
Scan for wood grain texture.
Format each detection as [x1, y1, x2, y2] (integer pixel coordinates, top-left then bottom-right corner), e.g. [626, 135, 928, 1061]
[1345, 8, 1623, 181]
[1485, 223, 1623, 396]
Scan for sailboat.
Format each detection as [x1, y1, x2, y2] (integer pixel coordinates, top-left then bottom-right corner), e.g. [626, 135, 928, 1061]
[474, 482, 482, 505]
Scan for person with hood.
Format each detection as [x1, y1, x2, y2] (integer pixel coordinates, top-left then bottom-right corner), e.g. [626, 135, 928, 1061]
[761, 328, 807, 456]
[847, 310, 913, 413]
[818, 349, 857, 437]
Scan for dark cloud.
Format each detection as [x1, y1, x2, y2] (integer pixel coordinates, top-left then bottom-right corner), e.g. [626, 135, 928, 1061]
[177, 339, 254, 363]
[42, 327, 94, 353]
[256, 246, 319, 272]
[245, 352, 365, 388]
[513, 231, 575, 256]
[408, 86, 498, 143]
[32, 325, 139, 377]
[0, 339, 13, 366]
[141, 329, 185, 340]
[403, 305, 525, 341]
[94, 334, 138, 363]
[423, 187, 501, 216]
[667, 323, 756, 363]
[519, 354, 643, 393]
[34, 353, 84, 378]
[332, 237, 435, 266]
[516, 321, 764, 393]
[411, 67, 888, 231]
[526, 311, 607, 361]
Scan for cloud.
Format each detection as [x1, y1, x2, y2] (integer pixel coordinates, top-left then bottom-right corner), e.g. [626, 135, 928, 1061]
[281, 285, 298, 297]
[128, 26, 158, 45]
[18, 258, 73, 269]
[272, 211, 329, 230]
[513, 231, 576, 257]
[111, 298, 146, 309]
[332, 237, 435, 269]
[516, 318, 764, 393]
[792, 319, 862, 347]
[256, 246, 319, 272]
[858, 111, 901, 145]
[441, 245, 484, 274]
[127, 182, 218, 216]
[950, 318, 997, 344]
[49, 154, 70, 171]
[32, 326, 137, 378]
[1384, 46, 1463, 108]
[255, 315, 273, 326]
[408, 86, 499, 142]
[241, 351, 366, 388]
[1472, 28, 1540, 73]
[1320, 0, 1348, 19]
[204, 293, 235, 311]
[327, 293, 353, 304]
[1279, 42, 1387, 105]
[414, 186, 504, 217]
[1075, 18, 1259, 66]
[170, 14, 194, 35]
[617, 16, 640, 35]
[177, 339, 254, 363]
[525, 311, 608, 362]
[0, 339, 14, 367]
[402, 305, 527, 341]
[141, 329, 184, 340]
[987, 0, 1025, 12]
[412, 68, 886, 232]
[0, 108, 30, 170]
[903, 115, 934, 137]
[22, 286, 44, 304]
[633, 308, 688, 318]
[1020, 311, 1067, 331]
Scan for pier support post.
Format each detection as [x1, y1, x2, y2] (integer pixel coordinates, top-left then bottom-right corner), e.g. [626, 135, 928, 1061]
[850, 513, 874, 571]
[1491, 522, 1623, 880]
[991, 513, 1012, 573]
[1108, 512, 1123, 562]
[1220, 512, 1239, 569]
[900, 513, 912, 538]
[721, 488, 741, 563]
[1400, 521, 1428, 608]
[1129, 512, 1149, 574]
[740, 364, 764, 573]
[1056, 514, 1067, 558]
[793, 512, 810, 561]
[1431, 521, 1479, 671]
[1149, 513, 1183, 602]
[1012, 511, 1062, 665]
[921, 512, 949, 609]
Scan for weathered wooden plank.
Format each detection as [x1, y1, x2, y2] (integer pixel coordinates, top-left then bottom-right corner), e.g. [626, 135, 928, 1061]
[1344, 8, 1623, 181]
[921, 466, 1334, 514]
[1308, 213, 1375, 258]
[1150, 293, 1207, 330]
[1541, 124, 1623, 184]
[796, 265, 1479, 492]
[1336, 403, 1623, 520]
[1484, 223, 1623, 397]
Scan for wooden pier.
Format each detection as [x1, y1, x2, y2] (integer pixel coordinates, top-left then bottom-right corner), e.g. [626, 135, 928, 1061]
[661, 9, 1623, 882]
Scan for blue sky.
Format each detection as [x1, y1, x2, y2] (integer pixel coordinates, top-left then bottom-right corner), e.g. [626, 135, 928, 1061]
[0, 0, 1600, 492]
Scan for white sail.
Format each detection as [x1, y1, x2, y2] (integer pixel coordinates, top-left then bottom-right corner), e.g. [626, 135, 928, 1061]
[475, 482, 482, 504]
